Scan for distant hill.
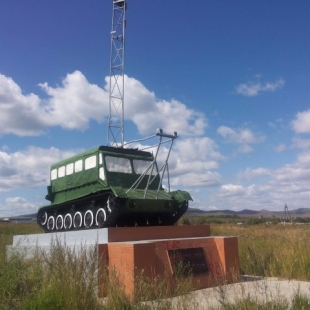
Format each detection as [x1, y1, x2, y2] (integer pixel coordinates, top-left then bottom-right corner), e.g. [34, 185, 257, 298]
[292, 208, 310, 215]
[186, 207, 310, 218]
[237, 209, 259, 215]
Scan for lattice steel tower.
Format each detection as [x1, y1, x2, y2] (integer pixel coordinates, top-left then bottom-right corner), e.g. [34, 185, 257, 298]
[108, 0, 127, 147]
[284, 203, 291, 223]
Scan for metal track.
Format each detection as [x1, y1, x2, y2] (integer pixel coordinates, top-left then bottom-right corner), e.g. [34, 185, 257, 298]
[160, 200, 189, 225]
[37, 191, 188, 233]
[37, 191, 116, 233]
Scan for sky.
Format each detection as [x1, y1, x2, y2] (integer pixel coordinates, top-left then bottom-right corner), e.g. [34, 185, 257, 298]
[1, 0, 310, 217]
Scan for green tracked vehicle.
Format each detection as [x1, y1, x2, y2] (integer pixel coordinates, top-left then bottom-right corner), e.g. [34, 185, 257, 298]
[37, 129, 192, 232]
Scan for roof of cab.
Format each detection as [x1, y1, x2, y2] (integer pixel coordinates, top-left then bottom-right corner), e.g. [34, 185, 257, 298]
[51, 145, 153, 169]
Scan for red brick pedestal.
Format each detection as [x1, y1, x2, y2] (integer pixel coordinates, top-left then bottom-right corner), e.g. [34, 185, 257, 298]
[98, 225, 240, 299]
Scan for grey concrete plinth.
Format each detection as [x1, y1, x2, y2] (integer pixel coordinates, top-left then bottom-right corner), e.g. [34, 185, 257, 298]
[7, 225, 213, 258]
[10, 225, 212, 248]
[7, 228, 109, 258]
[12, 228, 109, 246]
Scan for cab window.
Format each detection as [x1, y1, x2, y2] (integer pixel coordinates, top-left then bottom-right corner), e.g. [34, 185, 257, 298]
[105, 156, 132, 173]
[133, 159, 157, 175]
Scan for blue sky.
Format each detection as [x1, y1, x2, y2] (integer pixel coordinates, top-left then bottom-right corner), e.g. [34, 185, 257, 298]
[1, 0, 310, 216]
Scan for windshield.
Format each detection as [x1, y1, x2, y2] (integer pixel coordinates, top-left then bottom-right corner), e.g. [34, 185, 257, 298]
[105, 156, 132, 173]
[133, 159, 157, 176]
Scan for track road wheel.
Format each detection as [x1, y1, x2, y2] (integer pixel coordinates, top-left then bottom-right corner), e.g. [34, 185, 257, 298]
[84, 210, 94, 228]
[73, 211, 83, 229]
[39, 211, 48, 226]
[96, 208, 106, 227]
[56, 215, 64, 230]
[47, 216, 55, 231]
[64, 213, 72, 230]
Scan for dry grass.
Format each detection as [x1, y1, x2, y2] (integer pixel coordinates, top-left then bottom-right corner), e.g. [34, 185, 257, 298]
[211, 224, 310, 280]
[0, 223, 194, 310]
[2, 222, 310, 309]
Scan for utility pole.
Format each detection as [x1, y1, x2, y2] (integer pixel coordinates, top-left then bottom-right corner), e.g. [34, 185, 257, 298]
[108, 0, 127, 147]
[283, 203, 291, 225]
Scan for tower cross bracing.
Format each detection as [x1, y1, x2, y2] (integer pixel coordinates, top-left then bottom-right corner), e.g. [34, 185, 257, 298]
[108, 0, 127, 147]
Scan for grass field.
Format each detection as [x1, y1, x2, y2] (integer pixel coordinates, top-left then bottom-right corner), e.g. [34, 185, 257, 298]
[1, 222, 310, 309]
[211, 224, 310, 281]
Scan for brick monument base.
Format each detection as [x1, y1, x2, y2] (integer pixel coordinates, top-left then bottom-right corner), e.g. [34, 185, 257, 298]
[98, 225, 240, 299]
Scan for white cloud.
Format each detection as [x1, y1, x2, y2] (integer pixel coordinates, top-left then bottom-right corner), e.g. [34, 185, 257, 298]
[0, 197, 38, 216]
[171, 137, 223, 169]
[275, 143, 286, 152]
[209, 148, 310, 211]
[127, 136, 224, 188]
[217, 126, 262, 144]
[190, 197, 220, 211]
[274, 154, 310, 183]
[217, 125, 264, 153]
[220, 152, 310, 209]
[120, 76, 207, 136]
[169, 141, 310, 212]
[0, 73, 48, 136]
[172, 171, 221, 188]
[237, 144, 254, 154]
[265, 154, 310, 207]
[0, 146, 78, 192]
[235, 78, 285, 97]
[219, 184, 246, 197]
[296, 152, 310, 166]
[211, 182, 278, 210]
[268, 118, 284, 130]
[238, 167, 271, 180]
[291, 110, 310, 134]
[292, 138, 310, 149]
[0, 71, 207, 137]
[170, 137, 223, 187]
[39, 71, 107, 130]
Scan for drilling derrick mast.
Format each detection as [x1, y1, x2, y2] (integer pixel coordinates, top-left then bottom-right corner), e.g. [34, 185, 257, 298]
[108, 0, 127, 147]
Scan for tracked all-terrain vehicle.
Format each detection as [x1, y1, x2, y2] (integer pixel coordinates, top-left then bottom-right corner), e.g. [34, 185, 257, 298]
[37, 129, 192, 232]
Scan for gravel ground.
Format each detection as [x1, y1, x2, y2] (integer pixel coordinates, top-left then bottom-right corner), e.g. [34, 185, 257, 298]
[148, 276, 310, 309]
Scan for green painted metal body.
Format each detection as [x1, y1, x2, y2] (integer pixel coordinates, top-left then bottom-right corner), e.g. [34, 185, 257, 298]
[37, 146, 191, 231]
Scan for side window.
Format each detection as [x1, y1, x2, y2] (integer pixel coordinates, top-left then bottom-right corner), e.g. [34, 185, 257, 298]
[85, 155, 97, 170]
[66, 163, 74, 175]
[99, 167, 105, 180]
[51, 169, 57, 180]
[58, 166, 65, 178]
[75, 159, 83, 173]
[99, 153, 103, 165]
